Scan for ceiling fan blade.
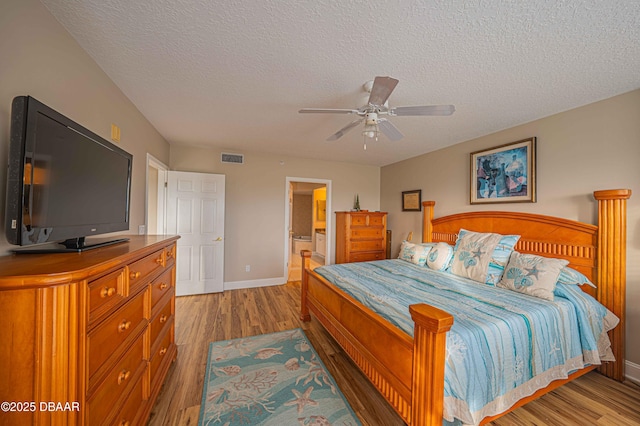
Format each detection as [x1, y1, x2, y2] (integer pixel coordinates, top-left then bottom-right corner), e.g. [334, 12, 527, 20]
[299, 108, 359, 114]
[368, 76, 399, 106]
[326, 118, 364, 141]
[390, 105, 456, 116]
[378, 119, 404, 141]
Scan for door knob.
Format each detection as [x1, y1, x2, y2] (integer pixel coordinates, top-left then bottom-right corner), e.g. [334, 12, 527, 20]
[215, 237, 223, 241]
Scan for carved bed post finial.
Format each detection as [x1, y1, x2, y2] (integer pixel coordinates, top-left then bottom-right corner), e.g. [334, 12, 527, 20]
[300, 250, 312, 321]
[593, 189, 631, 381]
[422, 201, 435, 243]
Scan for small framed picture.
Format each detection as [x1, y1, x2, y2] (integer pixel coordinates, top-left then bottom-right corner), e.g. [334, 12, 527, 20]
[402, 190, 422, 211]
[470, 137, 536, 204]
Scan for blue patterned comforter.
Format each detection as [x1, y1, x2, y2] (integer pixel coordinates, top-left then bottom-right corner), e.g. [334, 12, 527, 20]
[314, 260, 618, 425]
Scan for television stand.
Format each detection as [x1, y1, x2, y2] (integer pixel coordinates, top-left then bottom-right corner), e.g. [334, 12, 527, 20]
[11, 236, 130, 254]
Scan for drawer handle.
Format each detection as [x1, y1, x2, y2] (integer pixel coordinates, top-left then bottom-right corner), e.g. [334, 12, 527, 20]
[155, 256, 164, 265]
[117, 369, 131, 385]
[167, 248, 175, 258]
[118, 320, 132, 333]
[130, 271, 141, 280]
[100, 287, 116, 298]
[159, 282, 168, 290]
[120, 421, 130, 426]
[159, 314, 168, 324]
[159, 347, 167, 356]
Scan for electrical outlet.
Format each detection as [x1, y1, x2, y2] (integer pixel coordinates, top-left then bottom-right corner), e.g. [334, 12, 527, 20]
[245, 265, 251, 272]
[138, 225, 145, 235]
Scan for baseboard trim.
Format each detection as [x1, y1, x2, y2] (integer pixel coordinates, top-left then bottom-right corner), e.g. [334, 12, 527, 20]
[224, 277, 286, 291]
[626, 360, 640, 385]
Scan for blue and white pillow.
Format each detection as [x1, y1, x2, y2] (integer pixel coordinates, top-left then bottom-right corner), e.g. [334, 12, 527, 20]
[398, 241, 432, 266]
[450, 229, 520, 285]
[426, 242, 454, 271]
[497, 252, 569, 300]
[558, 266, 597, 288]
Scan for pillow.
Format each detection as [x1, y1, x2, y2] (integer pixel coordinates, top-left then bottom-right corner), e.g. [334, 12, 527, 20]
[398, 241, 432, 266]
[450, 229, 520, 285]
[426, 242, 454, 271]
[558, 266, 597, 288]
[497, 252, 569, 300]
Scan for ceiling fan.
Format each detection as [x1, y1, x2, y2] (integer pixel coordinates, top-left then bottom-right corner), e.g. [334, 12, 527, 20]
[299, 76, 455, 148]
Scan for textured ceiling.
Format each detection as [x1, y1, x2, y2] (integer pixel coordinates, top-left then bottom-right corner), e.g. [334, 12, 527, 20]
[40, 0, 640, 166]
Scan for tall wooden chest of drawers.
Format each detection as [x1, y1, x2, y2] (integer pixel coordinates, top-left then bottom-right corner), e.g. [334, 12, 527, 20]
[0, 235, 179, 426]
[335, 211, 388, 264]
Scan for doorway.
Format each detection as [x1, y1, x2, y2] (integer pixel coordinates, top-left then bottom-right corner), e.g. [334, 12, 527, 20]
[146, 156, 226, 296]
[145, 154, 168, 235]
[284, 177, 331, 282]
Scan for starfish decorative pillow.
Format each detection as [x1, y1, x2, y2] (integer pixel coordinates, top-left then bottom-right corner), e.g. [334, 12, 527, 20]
[450, 229, 520, 285]
[497, 252, 569, 300]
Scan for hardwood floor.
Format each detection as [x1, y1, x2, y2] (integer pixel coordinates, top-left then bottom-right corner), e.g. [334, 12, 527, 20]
[149, 282, 640, 426]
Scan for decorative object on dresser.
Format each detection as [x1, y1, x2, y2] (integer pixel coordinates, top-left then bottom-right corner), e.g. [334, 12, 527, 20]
[471, 137, 536, 204]
[335, 211, 387, 264]
[353, 194, 361, 211]
[0, 235, 179, 426]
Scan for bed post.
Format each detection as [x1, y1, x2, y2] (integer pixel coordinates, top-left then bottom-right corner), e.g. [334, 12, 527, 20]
[594, 189, 631, 381]
[409, 304, 454, 426]
[300, 250, 312, 322]
[422, 201, 435, 243]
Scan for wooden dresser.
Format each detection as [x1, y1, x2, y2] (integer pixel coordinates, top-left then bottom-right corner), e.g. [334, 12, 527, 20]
[335, 211, 387, 264]
[0, 235, 179, 426]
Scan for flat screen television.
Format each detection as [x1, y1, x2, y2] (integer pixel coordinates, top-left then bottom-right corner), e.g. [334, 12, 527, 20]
[5, 96, 133, 253]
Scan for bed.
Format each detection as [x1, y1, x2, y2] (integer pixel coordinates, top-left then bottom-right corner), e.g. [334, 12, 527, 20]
[299, 189, 630, 425]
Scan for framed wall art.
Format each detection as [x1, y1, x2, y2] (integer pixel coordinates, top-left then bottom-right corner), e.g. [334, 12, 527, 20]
[402, 189, 422, 211]
[470, 137, 536, 204]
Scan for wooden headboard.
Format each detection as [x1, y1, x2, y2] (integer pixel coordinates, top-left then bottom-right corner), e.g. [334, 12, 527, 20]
[421, 189, 631, 381]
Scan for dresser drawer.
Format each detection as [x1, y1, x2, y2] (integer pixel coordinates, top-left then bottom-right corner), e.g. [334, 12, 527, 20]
[112, 376, 146, 426]
[88, 268, 127, 325]
[87, 332, 146, 418]
[150, 297, 173, 353]
[128, 248, 165, 291]
[150, 268, 174, 308]
[165, 243, 177, 267]
[88, 289, 147, 379]
[150, 325, 174, 391]
[350, 214, 385, 226]
[350, 240, 384, 252]
[349, 251, 386, 262]
[350, 228, 384, 239]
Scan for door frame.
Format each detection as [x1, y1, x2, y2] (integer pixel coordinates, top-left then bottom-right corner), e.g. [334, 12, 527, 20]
[145, 153, 169, 234]
[284, 177, 332, 278]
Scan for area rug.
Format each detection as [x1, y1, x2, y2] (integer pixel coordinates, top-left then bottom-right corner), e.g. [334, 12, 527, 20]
[198, 328, 362, 426]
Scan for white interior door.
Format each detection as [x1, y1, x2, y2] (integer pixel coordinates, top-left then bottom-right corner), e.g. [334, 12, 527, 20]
[166, 171, 225, 296]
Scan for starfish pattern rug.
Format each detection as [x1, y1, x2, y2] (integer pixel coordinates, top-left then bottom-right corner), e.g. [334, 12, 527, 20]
[198, 328, 361, 426]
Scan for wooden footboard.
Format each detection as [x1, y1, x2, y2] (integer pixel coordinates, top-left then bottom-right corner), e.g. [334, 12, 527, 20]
[300, 251, 453, 425]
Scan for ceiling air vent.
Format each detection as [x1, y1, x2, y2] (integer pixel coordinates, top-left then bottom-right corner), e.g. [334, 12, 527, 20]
[221, 153, 244, 164]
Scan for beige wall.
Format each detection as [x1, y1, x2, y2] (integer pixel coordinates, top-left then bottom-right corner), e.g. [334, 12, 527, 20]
[0, 0, 170, 254]
[170, 145, 380, 283]
[380, 89, 640, 366]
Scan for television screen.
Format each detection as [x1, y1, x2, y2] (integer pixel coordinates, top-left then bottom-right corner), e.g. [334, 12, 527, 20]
[5, 96, 133, 252]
